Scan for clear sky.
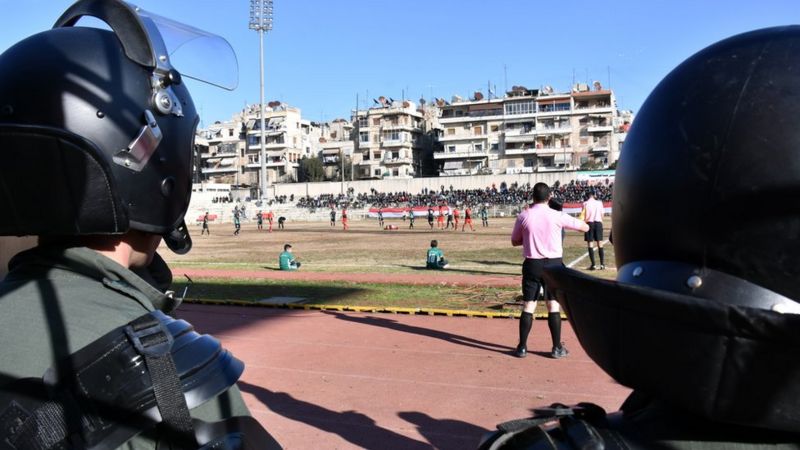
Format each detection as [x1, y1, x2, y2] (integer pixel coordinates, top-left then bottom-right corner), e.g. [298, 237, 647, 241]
[1, 0, 798, 127]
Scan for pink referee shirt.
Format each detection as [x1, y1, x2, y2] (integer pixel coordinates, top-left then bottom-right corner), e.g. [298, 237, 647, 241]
[512, 204, 587, 259]
[583, 198, 605, 223]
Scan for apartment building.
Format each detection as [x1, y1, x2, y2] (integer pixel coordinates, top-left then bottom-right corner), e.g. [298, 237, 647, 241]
[353, 98, 426, 180]
[196, 118, 246, 185]
[435, 84, 624, 176]
[318, 118, 356, 180]
[243, 102, 321, 185]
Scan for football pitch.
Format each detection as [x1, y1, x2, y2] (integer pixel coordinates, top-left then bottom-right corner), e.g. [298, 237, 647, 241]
[162, 217, 615, 312]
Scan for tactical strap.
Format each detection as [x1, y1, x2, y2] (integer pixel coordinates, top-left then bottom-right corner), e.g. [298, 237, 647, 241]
[126, 314, 196, 448]
[481, 403, 617, 450]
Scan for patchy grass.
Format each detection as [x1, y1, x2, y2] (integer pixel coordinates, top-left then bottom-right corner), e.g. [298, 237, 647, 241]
[174, 278, 531, 312]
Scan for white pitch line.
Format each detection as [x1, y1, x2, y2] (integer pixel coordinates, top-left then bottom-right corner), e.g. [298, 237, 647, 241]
[566, 240, 610, 268]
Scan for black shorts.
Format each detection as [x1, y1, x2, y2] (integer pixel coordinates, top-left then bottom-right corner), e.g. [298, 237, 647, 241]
[584, 221, 603, 242]
[522, 258, 563, 301]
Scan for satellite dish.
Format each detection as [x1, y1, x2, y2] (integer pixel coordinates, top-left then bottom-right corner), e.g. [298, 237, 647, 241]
[593, 81, 603, 90]
[474, 91, 484, 101]
[402, 101, 410, 108]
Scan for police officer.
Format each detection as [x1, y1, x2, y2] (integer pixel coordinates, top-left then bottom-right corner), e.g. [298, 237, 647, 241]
[481, 26, 800, 449]
[0, 1, 279, 448]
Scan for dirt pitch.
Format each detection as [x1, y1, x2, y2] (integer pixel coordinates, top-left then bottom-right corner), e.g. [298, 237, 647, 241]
[162, 217, 615, 279]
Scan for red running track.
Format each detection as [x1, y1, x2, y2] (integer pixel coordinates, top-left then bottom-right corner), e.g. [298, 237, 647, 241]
[178, 303, 630, 449]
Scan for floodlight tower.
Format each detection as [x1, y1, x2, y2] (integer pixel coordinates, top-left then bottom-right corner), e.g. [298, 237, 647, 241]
[249, 0, 273, 200]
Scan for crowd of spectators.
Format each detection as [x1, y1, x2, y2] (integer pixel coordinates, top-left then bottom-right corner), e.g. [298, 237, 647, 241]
[292, 179, 613, 210]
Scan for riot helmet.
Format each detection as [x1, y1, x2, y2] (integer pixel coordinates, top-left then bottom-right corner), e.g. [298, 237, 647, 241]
[544, 26, 800, 432]
[0, 0, 237, 254]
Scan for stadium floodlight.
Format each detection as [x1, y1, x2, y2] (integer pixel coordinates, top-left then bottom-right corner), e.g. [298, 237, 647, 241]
[249, 0, 273, 200]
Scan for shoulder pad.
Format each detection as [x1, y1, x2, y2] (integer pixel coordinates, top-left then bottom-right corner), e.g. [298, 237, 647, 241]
[0, 310, 243, 449]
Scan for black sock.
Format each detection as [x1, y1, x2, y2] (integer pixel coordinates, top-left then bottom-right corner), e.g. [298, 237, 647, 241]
[598, 248, 605, 266]
[518, 312, 533, 349]
[588, 247, 596, 266]
[548, 312, 562, 349]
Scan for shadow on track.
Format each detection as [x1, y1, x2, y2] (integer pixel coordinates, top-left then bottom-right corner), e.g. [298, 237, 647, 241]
[399, 265, 514, 277]
[238, 381, 432, 449]
[398, 411, 490, 450]
[325, 311, 514, 355]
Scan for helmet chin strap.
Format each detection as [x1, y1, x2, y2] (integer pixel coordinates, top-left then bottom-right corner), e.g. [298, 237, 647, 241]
[163, 219, 191, 255]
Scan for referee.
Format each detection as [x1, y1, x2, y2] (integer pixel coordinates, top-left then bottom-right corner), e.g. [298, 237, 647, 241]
[582, 190, 606, 270]
[511, 183, 589, 358]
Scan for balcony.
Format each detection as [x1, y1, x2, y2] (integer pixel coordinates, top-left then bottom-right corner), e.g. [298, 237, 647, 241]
[535, 146, 573, 156]
[503, 147, 537, 156]
[358, 159, 380, 166]
[504, 167, 535, 175]
[322, 156, 340, 165]
[587, 125, 614, 133]
[504, 130, 537, 143]
[439, 109, 504, 123]
[575, 104, 613, 114]
[202, 167, 238, 174]
[383, 157, 412, 165]
[381, 138, 412, 147]
[591, 144, 610, 153]
[439, 168, 482, 176]
[536, 125, 572, 135]
[438, 133, 488, 142]
[434, 150, 488, 160]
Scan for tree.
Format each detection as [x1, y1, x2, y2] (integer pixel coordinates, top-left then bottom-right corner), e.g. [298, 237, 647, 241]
[298, 156, 325, 182]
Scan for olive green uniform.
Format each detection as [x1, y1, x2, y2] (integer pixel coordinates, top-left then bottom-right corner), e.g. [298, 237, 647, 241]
[0, 245, 251, 449]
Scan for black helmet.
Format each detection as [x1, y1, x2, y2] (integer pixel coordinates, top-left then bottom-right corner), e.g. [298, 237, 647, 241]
[0, 0, 214, 254]
[545, 26, 800, 432]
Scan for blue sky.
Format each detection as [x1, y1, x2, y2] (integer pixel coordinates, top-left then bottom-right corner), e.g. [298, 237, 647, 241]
[1, 0, 798, 126]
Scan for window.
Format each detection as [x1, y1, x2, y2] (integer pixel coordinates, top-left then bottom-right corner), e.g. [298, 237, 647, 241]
[539, 102, 570, 113]
[359, 131, 369, 143]
[373, 118, 380, 126]
[504, 101, 535, 115]
[357, 117, 368, 128]
[247, 135, 260, 146]
[393, 169, 399, 176]
[491, 143, 499, 151]
[228, 128, 234, 137]
[448, 145, 456, 153]
[524, 158, 535, 167]
[383, 130, 401, 141]
[491, 125, 499, 132]
[447, 128, 456, 135]
[473, 126, 483, 136]
[474, 144, 483, 152]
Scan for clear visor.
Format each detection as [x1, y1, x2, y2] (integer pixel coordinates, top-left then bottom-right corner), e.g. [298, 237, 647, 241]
[135, 6, 239, 91]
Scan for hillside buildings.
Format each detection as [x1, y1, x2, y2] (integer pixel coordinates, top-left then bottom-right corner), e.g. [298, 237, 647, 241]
[194, 83, 631, 192]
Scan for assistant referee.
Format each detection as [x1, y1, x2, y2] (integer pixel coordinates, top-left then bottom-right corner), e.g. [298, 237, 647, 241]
[511, 183, 589, 359]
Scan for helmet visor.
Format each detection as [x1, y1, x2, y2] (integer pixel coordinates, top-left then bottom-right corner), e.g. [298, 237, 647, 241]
[135, 5, 239, 91]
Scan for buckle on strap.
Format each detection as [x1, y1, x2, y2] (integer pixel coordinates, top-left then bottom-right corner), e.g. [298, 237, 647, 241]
[124, 313, 174, 357]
